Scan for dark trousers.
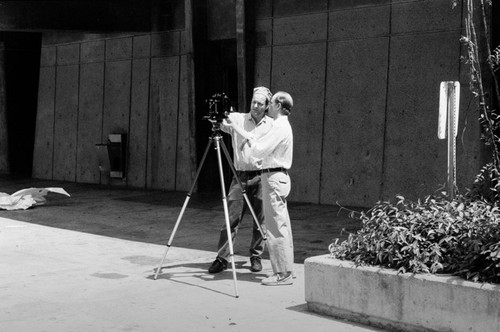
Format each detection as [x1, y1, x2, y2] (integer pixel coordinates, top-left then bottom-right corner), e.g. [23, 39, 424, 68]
[216, 172, 265, 260]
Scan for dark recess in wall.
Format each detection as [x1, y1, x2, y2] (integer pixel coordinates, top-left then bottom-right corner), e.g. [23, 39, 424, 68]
[3, 32, 42, 176]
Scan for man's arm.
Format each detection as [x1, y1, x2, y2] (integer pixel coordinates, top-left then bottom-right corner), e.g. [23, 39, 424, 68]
[223, 117, 255, 141]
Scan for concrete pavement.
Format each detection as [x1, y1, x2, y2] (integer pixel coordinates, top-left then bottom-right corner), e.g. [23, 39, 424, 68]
[0, 175, 384, 331]
[1, 216, 384, 332]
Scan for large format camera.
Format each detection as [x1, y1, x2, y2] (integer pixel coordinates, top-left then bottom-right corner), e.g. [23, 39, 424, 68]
[204, 93, 232, 123]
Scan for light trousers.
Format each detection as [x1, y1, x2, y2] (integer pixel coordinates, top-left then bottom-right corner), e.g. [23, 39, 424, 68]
[261, 171, 294, 274]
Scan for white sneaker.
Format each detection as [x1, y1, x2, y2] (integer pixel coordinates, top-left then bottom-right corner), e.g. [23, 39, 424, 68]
[261, 273, 293, 286]
[266, 271, 296, 279]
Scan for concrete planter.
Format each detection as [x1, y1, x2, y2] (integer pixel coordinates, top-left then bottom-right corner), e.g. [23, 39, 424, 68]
[304, 255, 500, 332]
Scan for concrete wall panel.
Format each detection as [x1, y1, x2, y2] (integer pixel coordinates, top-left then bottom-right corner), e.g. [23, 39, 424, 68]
[147, 57, 180, 190]
[32, 66, 55, 179]
[133, 35, 151, 59]
[207, 0, 235, 41]
[103, 60, 131, 136]
[77, 62, 104, 184]
[176, 55, 194, 191]
[128, 58, 150, 188]
[254, 0, 272, 19]
[331, 0, 390, 10]
[321, 37, 389, 206]
[272, 43, 326, 203]
[255, 18, 272, 47]
[273, 0, 327, 16]
[329, 5, 390, 40]
[254, 47, 272, 91]
[391, 0, 462, 34]
[106, 37, 132, 61]
[180, 30, 190, 55]
[53, 65, 79, 181]
[57, 44, 79, 65]
[152, 32, 180, 57]
[35, 31, 191, 191]
[383, 32, 461, 200]
[81, 40, 105, 63]
[273, 13, 327, 45]
[40, 46, 56, 67]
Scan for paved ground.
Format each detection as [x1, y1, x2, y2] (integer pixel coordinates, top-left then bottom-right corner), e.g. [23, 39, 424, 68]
[0, 175, 364, 264]
[0, 175, 383, 332]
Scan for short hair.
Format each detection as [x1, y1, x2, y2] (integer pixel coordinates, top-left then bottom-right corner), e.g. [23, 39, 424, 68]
[274, 91, 293, 115]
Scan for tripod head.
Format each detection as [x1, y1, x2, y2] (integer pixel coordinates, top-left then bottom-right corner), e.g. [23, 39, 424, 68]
[208, 119, 224, 138]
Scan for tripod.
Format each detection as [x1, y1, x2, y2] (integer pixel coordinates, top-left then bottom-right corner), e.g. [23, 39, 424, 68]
[153, 121, 267, 298]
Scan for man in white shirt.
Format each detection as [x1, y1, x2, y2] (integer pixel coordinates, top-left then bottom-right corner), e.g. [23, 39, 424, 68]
[224, 91, 295, 285]
[208, 87, 273, 274]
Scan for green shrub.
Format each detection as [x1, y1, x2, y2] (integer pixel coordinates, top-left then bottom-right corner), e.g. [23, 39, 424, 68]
[467, 162, 500, 204]
[329, 0, 500, 284]
[329, 194, 500, 283]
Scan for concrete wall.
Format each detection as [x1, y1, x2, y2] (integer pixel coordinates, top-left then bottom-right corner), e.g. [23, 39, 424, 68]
[32, 30, 196, 191]
[254, 0, 484, 206]
[32, 0, 485, 206]
[305, 256, 500, 332]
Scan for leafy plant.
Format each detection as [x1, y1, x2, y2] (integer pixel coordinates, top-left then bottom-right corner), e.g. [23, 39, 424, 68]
[461, 0, 500, 195]
[329, 0, 500, 285]
[329, 194, 500, 283]
[467, 162, 500, 203]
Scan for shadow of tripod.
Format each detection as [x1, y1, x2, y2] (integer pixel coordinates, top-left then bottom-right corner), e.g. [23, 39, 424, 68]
[153, 119, 267, 298]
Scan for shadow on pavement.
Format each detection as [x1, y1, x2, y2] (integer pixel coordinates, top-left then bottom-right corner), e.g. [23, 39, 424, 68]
[0, 175, 366, 264]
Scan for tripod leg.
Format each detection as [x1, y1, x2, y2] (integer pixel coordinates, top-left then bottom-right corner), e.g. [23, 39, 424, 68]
[219, 139, 267, 241]
[214, 137, 239, 298]
[154, 138, 213, 280]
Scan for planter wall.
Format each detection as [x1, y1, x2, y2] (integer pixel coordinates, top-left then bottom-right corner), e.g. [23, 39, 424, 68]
[305, 255, 500, 332]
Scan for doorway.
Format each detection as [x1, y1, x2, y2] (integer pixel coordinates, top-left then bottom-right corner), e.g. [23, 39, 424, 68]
[2, 32, 42, 176]
[195, 39, 238, 192]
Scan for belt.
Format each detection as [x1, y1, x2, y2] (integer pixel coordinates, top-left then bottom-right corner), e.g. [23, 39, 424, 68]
[260, 167, 288, 174]
[237, 170, 261, 177]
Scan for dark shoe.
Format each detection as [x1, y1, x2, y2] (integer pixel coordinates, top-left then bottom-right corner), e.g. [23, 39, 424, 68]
[250, 257, 262, 272]
[208, 258, 227, 274]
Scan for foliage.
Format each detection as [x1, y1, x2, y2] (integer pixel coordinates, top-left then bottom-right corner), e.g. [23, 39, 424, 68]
[328, 0, 500, 285]
[460, 0, 500, 196]
[467, 162, 500, 203]
[329, 195, 500, 283]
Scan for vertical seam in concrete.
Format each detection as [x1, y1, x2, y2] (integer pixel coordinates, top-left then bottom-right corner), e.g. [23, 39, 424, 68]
[100, 41, 107, 185]
[74, 43, 81, 182]
[174, 32, 182, 191]
[318, 3, 331, 204]
[51, 46, 58, 180]
[127, 38, 134, 188]
[379, 2, 393, 201]
[144, 35, 152, 189]
[269, 0, 274, 89]
[185, 0, 197, 187]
